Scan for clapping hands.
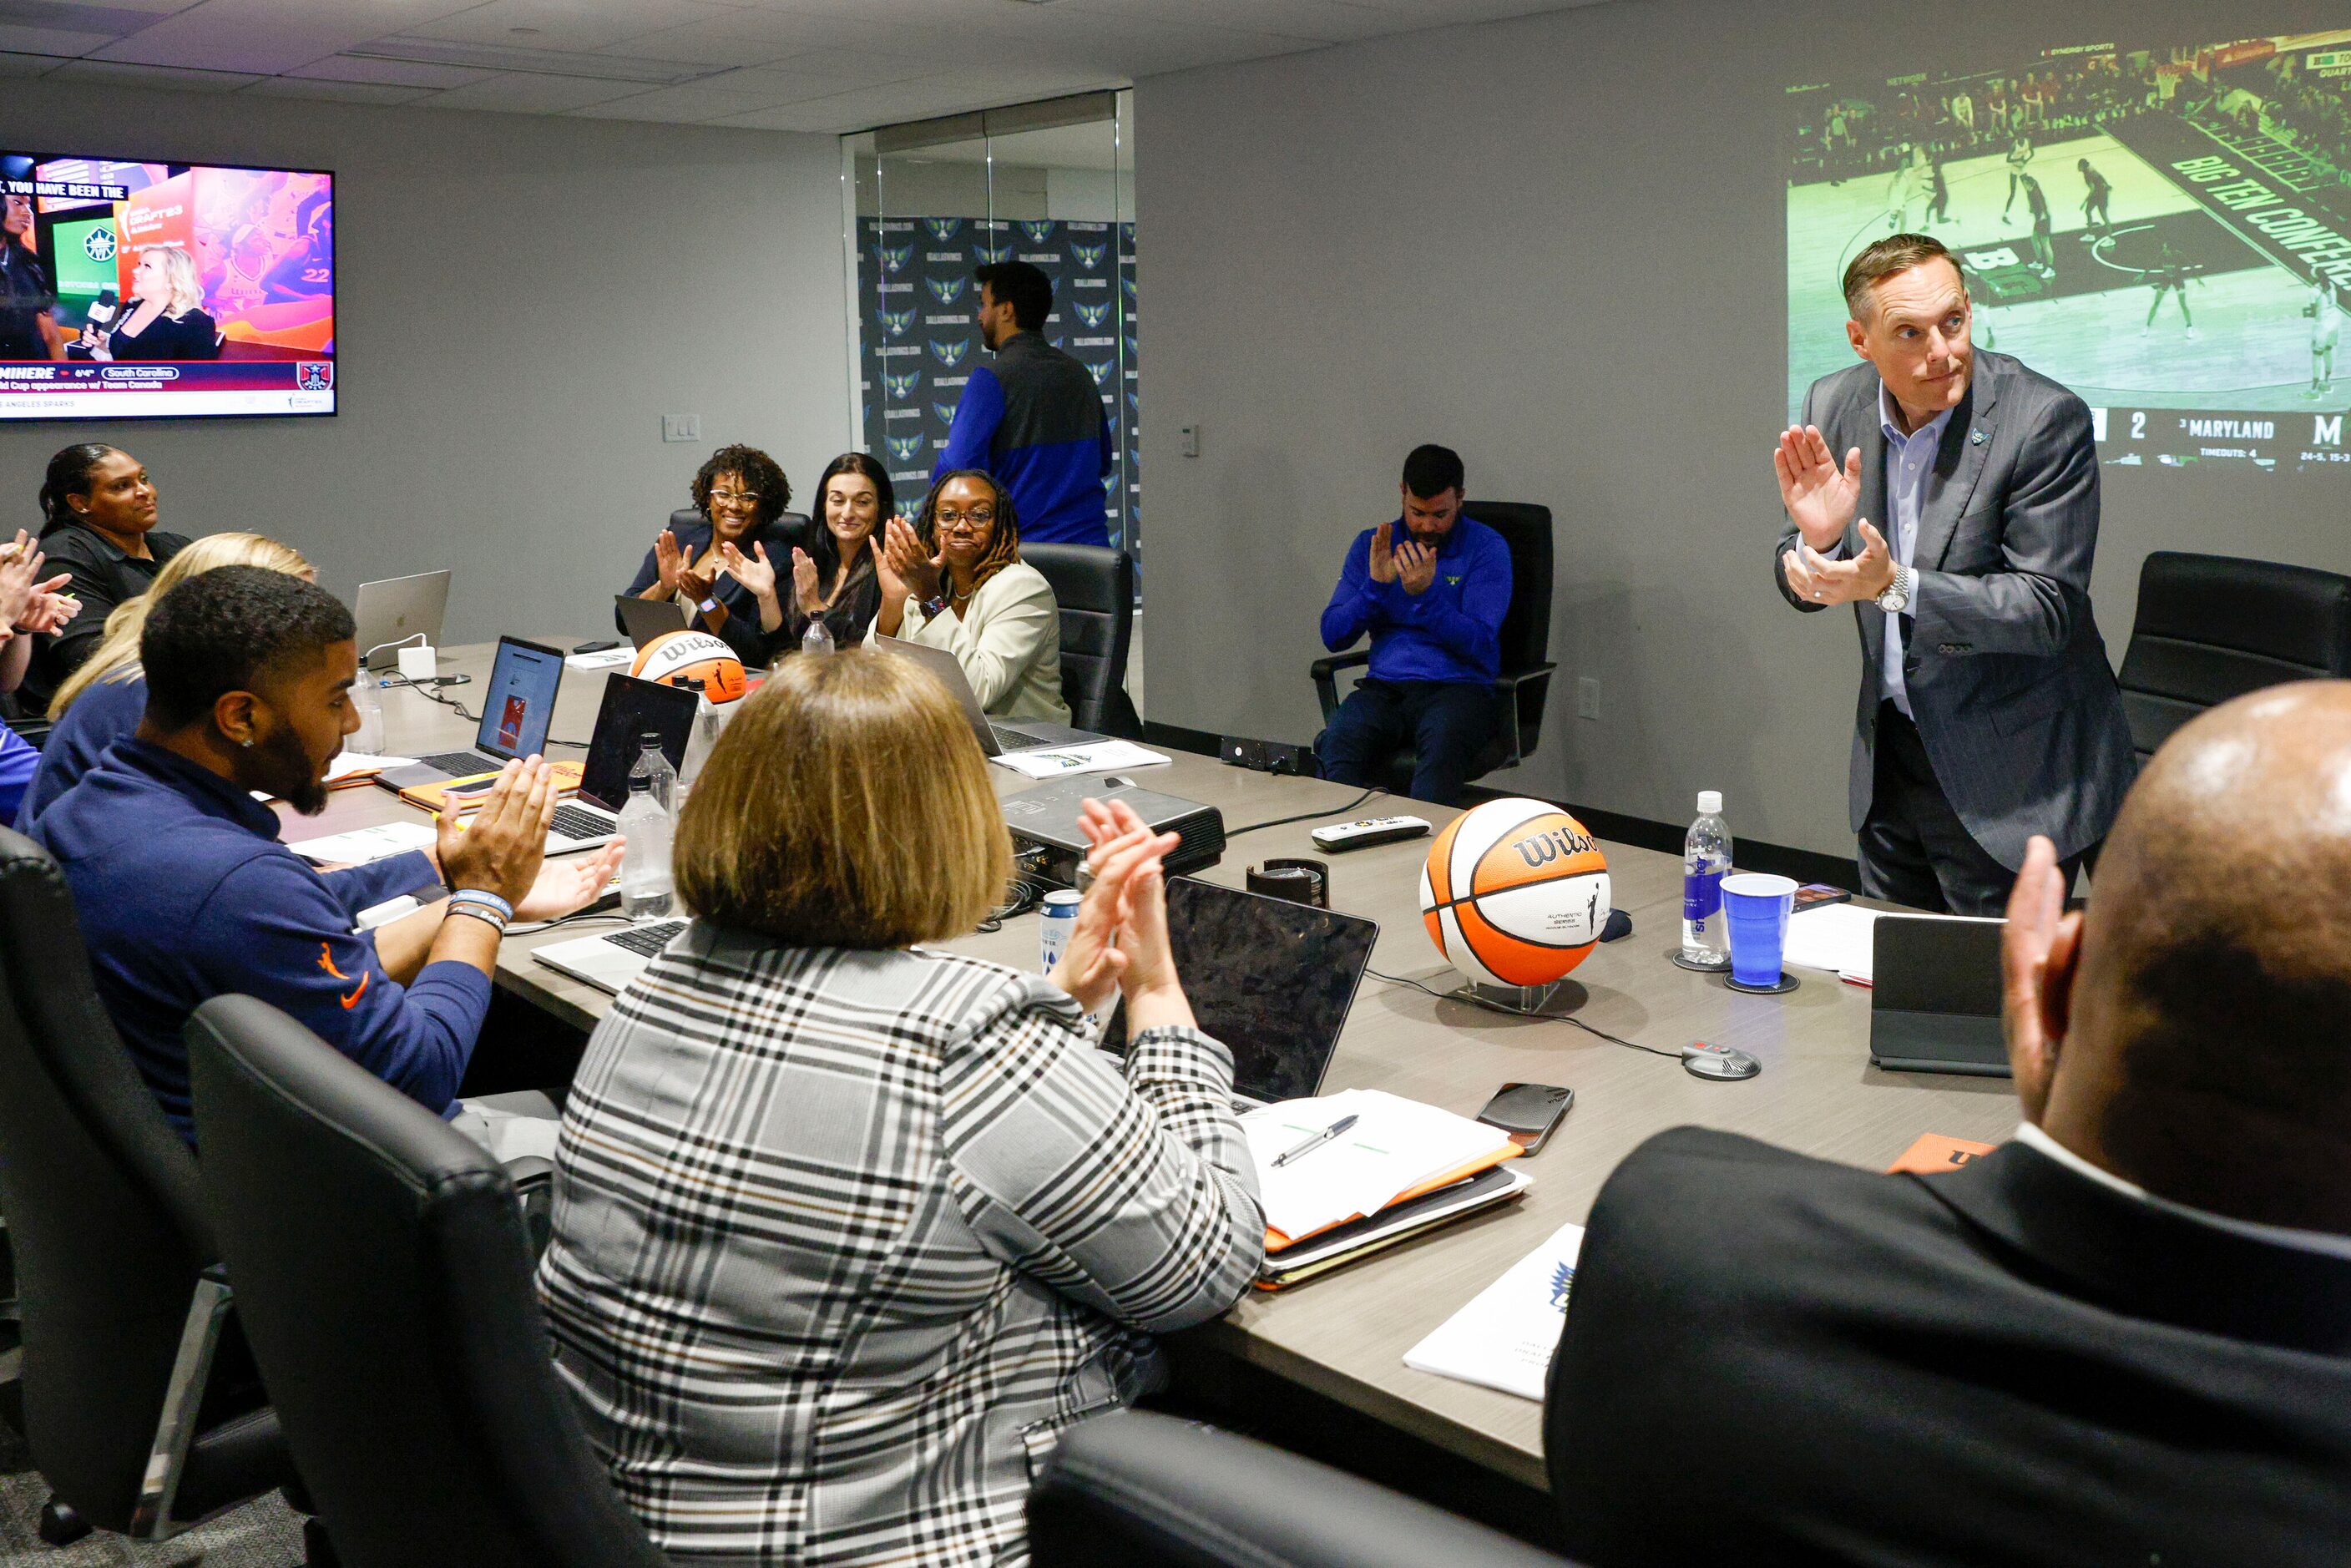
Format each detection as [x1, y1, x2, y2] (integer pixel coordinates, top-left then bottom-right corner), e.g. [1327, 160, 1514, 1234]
[0, 530, 76, 637]
[1368, 521, 1438, 595]
[1049, 798, 1184, 1014]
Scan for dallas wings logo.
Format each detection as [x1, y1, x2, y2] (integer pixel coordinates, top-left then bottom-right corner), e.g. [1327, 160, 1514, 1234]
[876, 306, 916, 338]
[973, 239, 1014, 264]
[883, 369, 921, 399]
[1019, 220, 1055, 243]
[933, 402, 958, 424]
[1121, 275, 1138, 302]
[1073, 299, 1111, 329]
[1083, 360, 1113, 387]
[1072, 241, 1107, 270]
[926, 276, 968, 305]
[923, 217, 963, 240]
[875, 240, 913, 274]
[928, 339, 969, 367]
[886, 432, 925, 463]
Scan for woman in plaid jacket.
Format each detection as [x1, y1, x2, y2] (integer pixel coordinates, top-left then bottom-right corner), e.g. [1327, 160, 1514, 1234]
[537, 650, 1264, 1566]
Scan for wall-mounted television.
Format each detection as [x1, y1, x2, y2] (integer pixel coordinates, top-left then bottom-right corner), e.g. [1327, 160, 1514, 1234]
[0, 152, 334, 421]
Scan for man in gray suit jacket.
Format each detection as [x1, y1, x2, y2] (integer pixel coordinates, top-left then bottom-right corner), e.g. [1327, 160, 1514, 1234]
[1772, 232, 2134, 914]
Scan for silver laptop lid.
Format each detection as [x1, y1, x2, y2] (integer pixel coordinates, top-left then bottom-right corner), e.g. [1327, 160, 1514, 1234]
[353, 570, 451, 670]
[874, 634, 1002, 756]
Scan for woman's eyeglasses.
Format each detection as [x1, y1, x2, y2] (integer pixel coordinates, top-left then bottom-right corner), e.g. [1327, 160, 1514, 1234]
[708, 488, 761, 507]
[934, 508, 995, 534]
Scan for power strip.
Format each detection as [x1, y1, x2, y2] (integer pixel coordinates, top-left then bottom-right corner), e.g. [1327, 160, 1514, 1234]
[1220, 735, 1317, 777]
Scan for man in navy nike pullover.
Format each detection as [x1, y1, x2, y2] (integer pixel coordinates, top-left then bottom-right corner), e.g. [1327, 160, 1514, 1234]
[933, 258, 1115, 548]
[1317, 444, 1512, 806]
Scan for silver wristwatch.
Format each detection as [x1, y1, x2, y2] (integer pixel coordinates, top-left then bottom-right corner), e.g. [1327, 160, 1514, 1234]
[1875, 564, 1912, 615]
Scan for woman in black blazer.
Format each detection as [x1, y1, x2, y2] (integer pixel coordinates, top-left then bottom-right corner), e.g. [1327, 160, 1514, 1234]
[80, 247, 222, 362]
[619, 443, 791, 670]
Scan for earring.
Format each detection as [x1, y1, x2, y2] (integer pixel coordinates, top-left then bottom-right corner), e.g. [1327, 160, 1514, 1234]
[240, 737, 253, 749]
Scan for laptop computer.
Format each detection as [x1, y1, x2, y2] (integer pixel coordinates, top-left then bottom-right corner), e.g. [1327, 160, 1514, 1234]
[533, 917, 689, 994]
[875, 634, 1103, 755]
[353, 570, 450, 670]
[541, 675, 700, 853]
[1868, 913, 2009, 1076]
[377, 635, 567, 789]
[616, 594, 690, 650]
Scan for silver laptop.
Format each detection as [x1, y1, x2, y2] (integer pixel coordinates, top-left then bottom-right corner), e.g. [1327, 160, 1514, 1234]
[874, 634, 1102, 755]
[616, 594, 690, 650]
[541, 675, 699, 854]
[353, 570, 451, 670]
[533, 918, 687, 994]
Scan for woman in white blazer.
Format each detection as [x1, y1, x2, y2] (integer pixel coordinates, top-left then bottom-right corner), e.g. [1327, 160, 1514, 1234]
[865, 468, 1069, 723]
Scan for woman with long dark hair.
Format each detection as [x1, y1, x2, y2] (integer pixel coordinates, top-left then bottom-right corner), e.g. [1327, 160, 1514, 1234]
[717, 452, 892, 657]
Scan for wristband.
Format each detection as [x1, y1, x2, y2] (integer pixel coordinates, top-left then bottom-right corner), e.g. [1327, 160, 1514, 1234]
[447, 888, 514, 923]
[447, 903, 508, 936]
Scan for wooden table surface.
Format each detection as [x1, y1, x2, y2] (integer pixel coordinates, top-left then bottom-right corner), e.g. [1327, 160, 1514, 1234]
[294, 641, 2020, 1490]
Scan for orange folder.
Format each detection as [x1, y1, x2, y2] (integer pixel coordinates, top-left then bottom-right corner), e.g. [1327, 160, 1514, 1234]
[396, 761, 583, 815]
[1263, 1143, 1522, 1253]
[1886, 1132, 1997, 1176]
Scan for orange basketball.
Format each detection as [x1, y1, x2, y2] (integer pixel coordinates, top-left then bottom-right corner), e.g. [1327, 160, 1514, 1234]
[1418, 798, 1611, 988]
[630, 629, 746, 704]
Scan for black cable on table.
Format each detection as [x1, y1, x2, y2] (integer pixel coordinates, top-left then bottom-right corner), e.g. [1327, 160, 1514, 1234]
[1225, 786, 1381, 840]
[1365, 965, 1682, 1060]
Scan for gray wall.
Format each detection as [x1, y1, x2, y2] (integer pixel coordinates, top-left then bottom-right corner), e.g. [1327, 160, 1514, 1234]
[1135, 0, 2351, 861]
[0, 81, 851, 646]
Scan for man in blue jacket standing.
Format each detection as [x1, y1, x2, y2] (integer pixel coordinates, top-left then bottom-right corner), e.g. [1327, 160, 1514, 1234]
[933, 259, 1115, 548]
[1316, 445, 1511, 806]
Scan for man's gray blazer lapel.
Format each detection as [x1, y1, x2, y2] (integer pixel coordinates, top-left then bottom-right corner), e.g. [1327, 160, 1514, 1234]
[1918, 361, 2003, 571]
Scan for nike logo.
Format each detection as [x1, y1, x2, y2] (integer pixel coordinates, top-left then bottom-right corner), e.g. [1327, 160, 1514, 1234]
[319, 943, 367, 1009]
[337, 971, 370, 1011]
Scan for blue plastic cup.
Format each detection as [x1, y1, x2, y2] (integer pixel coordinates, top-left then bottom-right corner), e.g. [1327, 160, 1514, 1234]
[1721, 873, 1798, 988]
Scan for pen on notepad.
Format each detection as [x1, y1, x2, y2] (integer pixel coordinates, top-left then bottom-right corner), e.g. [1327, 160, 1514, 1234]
[1272, 1114, 1358, 1168]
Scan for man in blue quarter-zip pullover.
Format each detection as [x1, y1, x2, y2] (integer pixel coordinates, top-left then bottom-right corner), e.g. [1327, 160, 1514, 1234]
[1316, 444, 1512, 806]
[934, 259, 1115, 548]
[30, 567, 619, 1151]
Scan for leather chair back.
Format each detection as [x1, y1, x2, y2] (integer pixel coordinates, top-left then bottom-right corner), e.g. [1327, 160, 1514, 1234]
[185, 995, 666, 1568]
[0, 826, 277, 1530]
[1023, 543, 1136, 733]
[666, 508, 812, 559]
[2116, 551, 2351, 761]
[1465, 502, 1557, 762]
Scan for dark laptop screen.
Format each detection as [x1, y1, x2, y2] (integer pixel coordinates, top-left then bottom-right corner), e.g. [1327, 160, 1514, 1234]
[1114, 878, 1378, 1103]
[473, 637, 564, 761]
[579, 675, 699, 810]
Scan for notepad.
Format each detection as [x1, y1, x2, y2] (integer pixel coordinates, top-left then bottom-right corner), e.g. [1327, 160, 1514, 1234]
[287, 819, 438, 867]
[1402, 1220, 1586, 1400]
[989, 739, 1171, 779]
[1782, 902, 1885, 984]
[1243, 1089, 1520, 1249]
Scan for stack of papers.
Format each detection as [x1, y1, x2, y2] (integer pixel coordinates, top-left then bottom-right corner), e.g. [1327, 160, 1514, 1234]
[991, 739, 1171, 779]
[326, 751, 415, 787]
[1257, 1165, 1529, 1291]
[1242, 1089, 1521, 1248]
[1782, 903, 1884, 985]
[565, 646, 635, 670]
[287, 819, 438, 866]
[1402, 1220, 1586, 1400]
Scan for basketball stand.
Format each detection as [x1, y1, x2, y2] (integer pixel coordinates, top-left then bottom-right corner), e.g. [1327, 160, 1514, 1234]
[1452, 979, 1570, 1016]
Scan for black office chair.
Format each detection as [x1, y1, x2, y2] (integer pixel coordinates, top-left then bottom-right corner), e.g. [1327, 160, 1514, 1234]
[0, 827, 301, 1550]
[664, 507, 813, 558]
[1029, 1410, 1575, 1566]
[2115, 551, 2351, 764]
[1024, 542, 1141, 735]
[185, 994, 668, 1568]
[1312, 502, 1557, 797]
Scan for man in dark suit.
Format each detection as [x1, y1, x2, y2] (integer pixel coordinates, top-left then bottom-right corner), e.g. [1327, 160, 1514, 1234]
[1773, 232, 2135, 915]
[1546, 684, 2351, 1568]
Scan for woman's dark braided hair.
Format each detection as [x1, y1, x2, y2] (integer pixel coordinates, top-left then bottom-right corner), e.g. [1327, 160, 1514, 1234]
[38, 443, 123, 535]
[689, 443, 790, 531]
[913, 469, 1020, 599]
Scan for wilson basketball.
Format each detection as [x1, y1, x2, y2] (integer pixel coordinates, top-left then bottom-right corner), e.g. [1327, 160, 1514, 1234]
[630, 630, 747, 704]
[1418, 798, 1611, 988]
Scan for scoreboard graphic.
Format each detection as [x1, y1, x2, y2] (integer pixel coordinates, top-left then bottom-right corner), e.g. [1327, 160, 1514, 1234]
[856, 216, 1140, 548]
[1787, 32, 2351, 471]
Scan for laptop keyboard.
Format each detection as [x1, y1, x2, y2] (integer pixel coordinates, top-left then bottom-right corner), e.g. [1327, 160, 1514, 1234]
[603, 920, 685, 957]
[548, 803, 613, 842]
[417, 750, 493, 775]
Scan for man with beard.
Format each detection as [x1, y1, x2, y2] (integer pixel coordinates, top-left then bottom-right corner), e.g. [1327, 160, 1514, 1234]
[29, 568, 620, 1153]
[1314, 443, 1511, 806]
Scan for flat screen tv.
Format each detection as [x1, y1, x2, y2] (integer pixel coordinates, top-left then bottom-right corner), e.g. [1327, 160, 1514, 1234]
[0, 151, 333, 420]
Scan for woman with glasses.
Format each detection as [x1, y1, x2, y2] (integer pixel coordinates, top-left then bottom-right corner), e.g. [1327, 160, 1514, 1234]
[865, 468, 1069, 721]
[715, 452, 893, 658]
[619, 443, 791, 670]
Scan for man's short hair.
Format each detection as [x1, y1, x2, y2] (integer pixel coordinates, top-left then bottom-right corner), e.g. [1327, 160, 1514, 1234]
[142, 565, 355, 731]
[1402, 443, 1466, 500]
[1843, 233, 1959, 321]
[974, 260, 1054, 332]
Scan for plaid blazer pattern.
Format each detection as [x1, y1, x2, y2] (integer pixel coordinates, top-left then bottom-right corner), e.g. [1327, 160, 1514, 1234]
[536, 922, 1264, 1566]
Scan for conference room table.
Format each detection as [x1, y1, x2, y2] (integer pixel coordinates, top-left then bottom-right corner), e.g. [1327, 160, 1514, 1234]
[295, 640, 2021, 1493]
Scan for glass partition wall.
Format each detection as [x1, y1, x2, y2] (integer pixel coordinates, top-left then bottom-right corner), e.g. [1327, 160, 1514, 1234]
[844, 90, 1138, 563]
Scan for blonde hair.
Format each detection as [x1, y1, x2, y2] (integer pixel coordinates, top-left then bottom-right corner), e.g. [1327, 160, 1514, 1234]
[139, 245, 206, 318]
[674, 649, 1010, 948]
[48, 532, 311, 718]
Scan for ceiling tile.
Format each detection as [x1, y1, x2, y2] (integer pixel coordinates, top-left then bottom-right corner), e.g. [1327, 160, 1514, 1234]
[44, 56, 260, 89]
[565, 78, 795, 120]
[242, 74, 438, 104]
[285, 53, 494, 89]
[1059, 0, 1401, 45]
[424, 68, 654, 112]
[402, 0, 747, 55]
[0, 21, 119, 53]
[588, 12, 834, 67]
[0, 47, 65, 74]
[91, 0, 478, 73]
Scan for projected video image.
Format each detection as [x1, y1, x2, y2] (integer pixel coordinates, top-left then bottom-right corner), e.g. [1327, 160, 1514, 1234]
[0, 153, 334, 420]
[1787, 34, 2351, 471]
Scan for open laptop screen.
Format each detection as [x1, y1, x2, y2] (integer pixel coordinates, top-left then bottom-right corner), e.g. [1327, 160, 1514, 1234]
[579, 675, 698, 810]
[473, 636, 564, 761]
[1113, 878, 1378, 1104]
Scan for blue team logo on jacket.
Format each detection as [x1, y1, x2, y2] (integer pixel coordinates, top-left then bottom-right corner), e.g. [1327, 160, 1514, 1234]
[1083, 360, 1113, 387]
[1072, 241, 1107, 270]
[933, 402, 959, 425]
[923, 217, 963, 241]
[973, 239, 1014, 264]
[875, 240, 913, 274]
[926, 276, 968, 305]
[929, 339, 970, 367]
[1073, 299, 1111, 329]
[883, 368, 921, 399]
[886, 432, 926, 463]
[1019, 220, 1055, 243]
[877, 306, 916, 338]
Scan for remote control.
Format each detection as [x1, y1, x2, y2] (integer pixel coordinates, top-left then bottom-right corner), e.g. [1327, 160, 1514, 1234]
[1310, 815, 1432, 852]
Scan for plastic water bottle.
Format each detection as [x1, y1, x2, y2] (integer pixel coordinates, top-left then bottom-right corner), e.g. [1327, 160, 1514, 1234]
[1681, 791, 1732, 966]
[616, 736, 675, 920]
[801, 618, 834, 658]
[1039, 890, 1081, 972]
[349, 675, 385, 755]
